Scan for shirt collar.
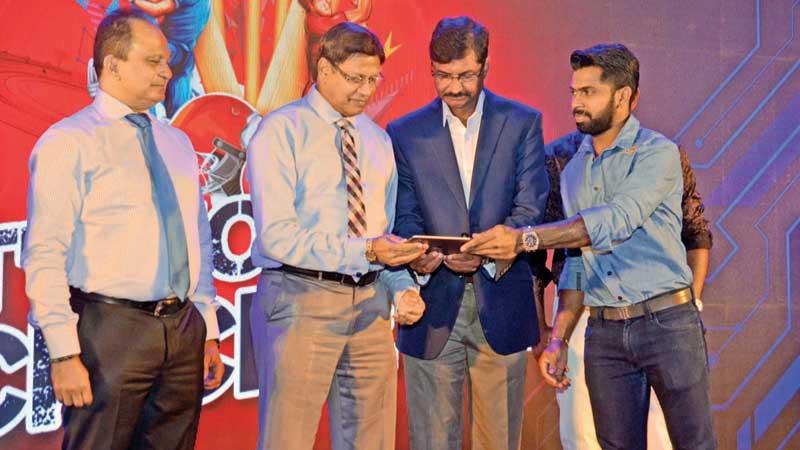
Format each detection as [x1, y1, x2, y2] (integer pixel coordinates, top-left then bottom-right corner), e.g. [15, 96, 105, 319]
[93, 89, 146, 121]
[442, 90, 485, 127]
[577, 114, 641, 156]
[307, 84, 358, 128]
[609, 114, 640, 151]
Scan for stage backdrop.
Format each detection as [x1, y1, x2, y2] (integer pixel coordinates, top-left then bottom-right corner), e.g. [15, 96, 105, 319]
[0, 1, 798, 449]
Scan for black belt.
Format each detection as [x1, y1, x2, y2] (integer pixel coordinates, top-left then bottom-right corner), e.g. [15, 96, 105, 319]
[588, 287, 693, 321]
[271, 265, 380, 287]
[69, 287, 185, 317]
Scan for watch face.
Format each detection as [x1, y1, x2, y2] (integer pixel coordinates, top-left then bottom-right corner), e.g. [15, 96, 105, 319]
[524, 232, 538, 251]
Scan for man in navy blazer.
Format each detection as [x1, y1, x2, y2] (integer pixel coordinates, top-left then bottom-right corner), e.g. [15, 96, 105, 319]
[387, 16, 548, 450]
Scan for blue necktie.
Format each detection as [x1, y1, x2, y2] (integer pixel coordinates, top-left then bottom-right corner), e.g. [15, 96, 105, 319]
[125, 113, 190, 300]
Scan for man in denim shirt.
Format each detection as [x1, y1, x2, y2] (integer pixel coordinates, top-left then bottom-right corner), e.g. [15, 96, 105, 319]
[462, 44, 716, 449]
[538, 131, 713, 450]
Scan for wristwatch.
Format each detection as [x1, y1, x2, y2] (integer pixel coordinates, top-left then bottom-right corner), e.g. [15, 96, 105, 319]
[365, 238, 378, 263]
[521, 226, 540, 252]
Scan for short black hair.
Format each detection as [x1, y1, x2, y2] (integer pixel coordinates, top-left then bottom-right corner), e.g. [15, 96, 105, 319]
[316, 22, 385, 78]
[429, 16, 489, 64]
[570, 43, 639, 95]
[93, 9, 153, 77]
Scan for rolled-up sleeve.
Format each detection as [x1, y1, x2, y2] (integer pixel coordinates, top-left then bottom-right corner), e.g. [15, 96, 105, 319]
[579, 142, 682, 252]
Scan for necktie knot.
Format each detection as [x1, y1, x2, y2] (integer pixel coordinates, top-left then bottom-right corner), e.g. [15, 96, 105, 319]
[335, 118, 353, 132]
[125, 113, 151, 130]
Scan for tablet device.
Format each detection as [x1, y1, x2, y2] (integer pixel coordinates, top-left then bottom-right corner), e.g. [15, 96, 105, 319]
[408, 235, 470, 255]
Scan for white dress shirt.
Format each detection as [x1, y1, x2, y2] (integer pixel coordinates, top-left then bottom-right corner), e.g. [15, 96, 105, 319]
[246, 86, 415, 296]
[23, 90, 220, 359]
[442, 91, 485, 204]
[439, 91, 495, 277]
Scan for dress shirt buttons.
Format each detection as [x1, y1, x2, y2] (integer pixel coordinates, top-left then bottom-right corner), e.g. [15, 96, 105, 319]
[356, 272, 362, 277]
[617, 296, 623, 301]
[607, 271, 613, 276]
[593, 186, 600, 192]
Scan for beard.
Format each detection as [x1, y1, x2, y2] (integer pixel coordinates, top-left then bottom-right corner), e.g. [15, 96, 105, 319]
[574, 98, 614, 136]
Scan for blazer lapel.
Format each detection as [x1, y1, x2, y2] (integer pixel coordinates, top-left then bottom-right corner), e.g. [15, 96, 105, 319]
[469, 90, 506, 207]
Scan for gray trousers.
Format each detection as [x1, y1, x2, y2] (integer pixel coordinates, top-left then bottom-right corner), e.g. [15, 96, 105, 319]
[250, 271, 396, 450]
[403, 284, 528, 450]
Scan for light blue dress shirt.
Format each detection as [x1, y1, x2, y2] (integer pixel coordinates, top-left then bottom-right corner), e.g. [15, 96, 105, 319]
[246, 86, 415, 296]
[558, 115, 693, 307]
[23, 90, 219, 358]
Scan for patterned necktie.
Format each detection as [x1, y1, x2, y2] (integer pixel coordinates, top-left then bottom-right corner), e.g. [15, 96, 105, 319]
[125, 113, 190, 300]
[335, 118, 367, 237]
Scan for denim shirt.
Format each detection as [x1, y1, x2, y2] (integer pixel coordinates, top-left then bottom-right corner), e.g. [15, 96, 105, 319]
[558, 115, 693, 307]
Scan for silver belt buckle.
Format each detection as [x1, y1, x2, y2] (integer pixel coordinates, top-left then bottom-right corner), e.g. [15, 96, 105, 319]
[617, 307, 632, 320]
[153, 298, 178, 317]
[153, 300, 167, 317]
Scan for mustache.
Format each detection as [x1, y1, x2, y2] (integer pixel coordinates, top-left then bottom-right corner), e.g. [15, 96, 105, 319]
[572, 108, 591, 117]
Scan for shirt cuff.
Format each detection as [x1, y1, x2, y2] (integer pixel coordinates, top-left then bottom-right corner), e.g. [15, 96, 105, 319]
[413, 271, 431, 286]
[193, 301, 220, 340]
[482, 261, 496, 278]
[380, 268, 419, 300]
[392, 287, 420, 305]
[579, 207, 615, 252]
[682, 232, 713, 251]
[41, 321, 81, 360]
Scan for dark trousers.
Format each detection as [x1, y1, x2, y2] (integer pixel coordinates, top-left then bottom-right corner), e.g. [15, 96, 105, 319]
[585, 302, 717, 450]
[63, 295, 206, 450]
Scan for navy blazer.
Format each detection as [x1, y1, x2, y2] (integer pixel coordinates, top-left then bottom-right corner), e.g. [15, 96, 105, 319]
[387, 90, 549, 359]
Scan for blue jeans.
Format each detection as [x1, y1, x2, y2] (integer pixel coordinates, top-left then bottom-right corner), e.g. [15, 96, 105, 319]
[584, 301, 716, 450]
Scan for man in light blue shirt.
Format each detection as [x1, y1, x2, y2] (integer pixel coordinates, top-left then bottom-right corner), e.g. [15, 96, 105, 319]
[246, 23, 427, 450]
[462, 44, 716, 449]
[24, 11, 223, 449]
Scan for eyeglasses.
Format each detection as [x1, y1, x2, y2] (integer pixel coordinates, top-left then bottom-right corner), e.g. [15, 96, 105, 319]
[331, 63, 384, 87]
[431, 64, 485, 84]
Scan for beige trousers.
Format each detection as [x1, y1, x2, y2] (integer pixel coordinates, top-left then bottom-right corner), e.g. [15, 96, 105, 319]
[250, 271, 396, 450]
